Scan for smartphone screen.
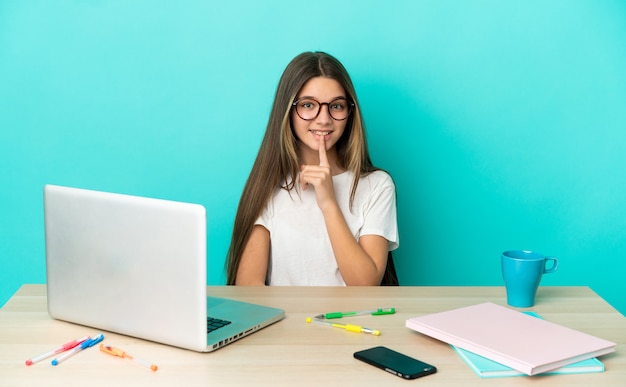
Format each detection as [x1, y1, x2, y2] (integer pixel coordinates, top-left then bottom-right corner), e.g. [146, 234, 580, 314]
[354, 346, 437, 380]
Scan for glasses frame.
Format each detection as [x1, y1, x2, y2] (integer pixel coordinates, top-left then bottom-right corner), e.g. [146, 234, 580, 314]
[291, 97, 355, 121]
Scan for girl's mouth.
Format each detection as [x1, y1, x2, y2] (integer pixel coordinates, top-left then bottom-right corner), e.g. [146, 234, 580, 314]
[310, 130, 332, 137]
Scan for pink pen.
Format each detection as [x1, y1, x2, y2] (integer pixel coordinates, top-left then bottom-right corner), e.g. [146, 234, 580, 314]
[25, 335, 90, 366]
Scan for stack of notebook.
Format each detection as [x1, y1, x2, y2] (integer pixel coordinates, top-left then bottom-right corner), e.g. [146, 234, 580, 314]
[405, 302, 615, 377]
[451, 344, 604, 378]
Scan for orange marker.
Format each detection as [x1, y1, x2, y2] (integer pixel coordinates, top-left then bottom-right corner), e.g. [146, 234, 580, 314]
[99, 344, 158, 371]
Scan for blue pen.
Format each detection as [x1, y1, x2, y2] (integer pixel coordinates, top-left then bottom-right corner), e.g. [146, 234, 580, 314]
[51, 334, 105, 366]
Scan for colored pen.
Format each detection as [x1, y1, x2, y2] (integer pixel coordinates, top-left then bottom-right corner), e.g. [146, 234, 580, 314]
[315, 307, 395, 319]
[306, 317, 381, 336]
[99, 344, 158, 371]
[25, 335, 90, 366]
[51, 334, 105, 366]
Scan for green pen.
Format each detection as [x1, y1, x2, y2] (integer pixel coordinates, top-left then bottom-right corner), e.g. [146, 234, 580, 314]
[315, 307, 395, 320]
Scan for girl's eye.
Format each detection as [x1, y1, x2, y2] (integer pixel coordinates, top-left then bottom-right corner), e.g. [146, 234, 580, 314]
[299, 101, 317, 110]
[331, 103, 346, 111]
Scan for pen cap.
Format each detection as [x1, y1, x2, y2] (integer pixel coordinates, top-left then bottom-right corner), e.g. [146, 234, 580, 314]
[100, 344, 126, 358]
[372, 308, 395, 316]
[82, 334, 105, 348]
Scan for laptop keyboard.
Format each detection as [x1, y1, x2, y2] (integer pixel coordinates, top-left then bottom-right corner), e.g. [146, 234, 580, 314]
[207, 317, 232, 334]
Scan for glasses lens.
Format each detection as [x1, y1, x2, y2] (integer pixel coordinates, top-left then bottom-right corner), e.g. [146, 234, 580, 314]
[295, 99, 319, 120]
[328, 99, 349, 120]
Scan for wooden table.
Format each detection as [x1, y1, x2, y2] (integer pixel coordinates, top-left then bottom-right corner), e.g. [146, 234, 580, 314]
[0, 285, 624, 386]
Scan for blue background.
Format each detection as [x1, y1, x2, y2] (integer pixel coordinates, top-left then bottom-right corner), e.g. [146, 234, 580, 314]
[1, 1, 625, 315]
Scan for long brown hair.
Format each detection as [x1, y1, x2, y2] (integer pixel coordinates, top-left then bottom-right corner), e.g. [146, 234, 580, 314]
[225, 51, 377, 285]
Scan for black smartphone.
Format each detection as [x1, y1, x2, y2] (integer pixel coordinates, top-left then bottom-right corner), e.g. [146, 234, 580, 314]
[354, 346, 437, 380]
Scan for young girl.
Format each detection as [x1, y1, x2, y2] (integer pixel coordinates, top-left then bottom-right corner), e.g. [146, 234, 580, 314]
[226, 51, 398, 286]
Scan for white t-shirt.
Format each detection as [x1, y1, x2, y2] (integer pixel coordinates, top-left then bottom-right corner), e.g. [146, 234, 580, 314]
[256, 170, 399, 286]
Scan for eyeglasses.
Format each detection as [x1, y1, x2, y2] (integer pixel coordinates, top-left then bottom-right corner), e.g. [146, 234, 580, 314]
[292, 97, 354, 121]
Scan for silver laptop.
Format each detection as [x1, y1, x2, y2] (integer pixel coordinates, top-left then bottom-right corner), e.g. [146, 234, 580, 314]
[44, 184, 284, 352]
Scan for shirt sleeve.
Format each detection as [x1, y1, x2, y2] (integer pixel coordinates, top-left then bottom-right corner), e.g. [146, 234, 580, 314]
[360, 171, 399, 251]
[254, 193, 274, 231]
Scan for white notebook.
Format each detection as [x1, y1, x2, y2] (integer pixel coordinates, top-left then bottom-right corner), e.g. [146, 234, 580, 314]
[406, 302, 615, 375]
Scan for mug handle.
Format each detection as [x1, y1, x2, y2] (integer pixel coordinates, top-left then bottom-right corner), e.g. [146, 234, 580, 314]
[544, 257, 558, 274]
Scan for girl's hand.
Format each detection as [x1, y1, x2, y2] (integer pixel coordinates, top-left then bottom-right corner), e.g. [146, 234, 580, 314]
[300, 136, 336, 211]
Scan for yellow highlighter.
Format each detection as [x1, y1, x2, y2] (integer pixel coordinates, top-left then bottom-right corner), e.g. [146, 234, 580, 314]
[306, 317, 381, 336]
